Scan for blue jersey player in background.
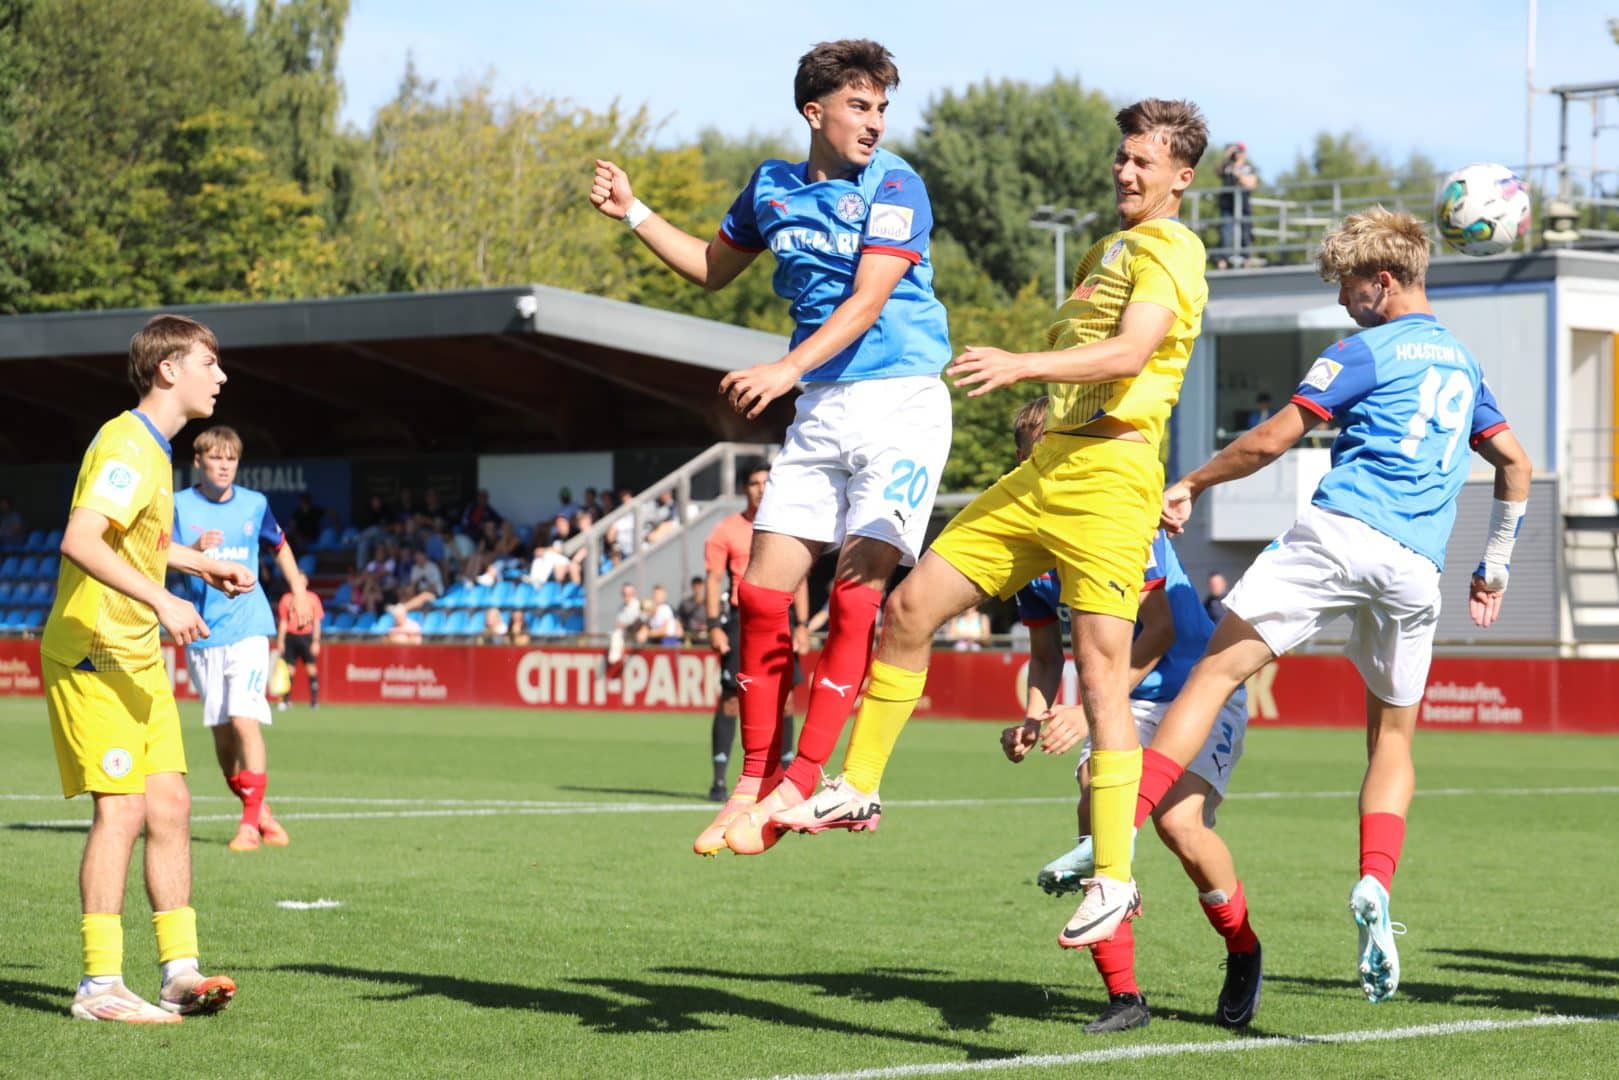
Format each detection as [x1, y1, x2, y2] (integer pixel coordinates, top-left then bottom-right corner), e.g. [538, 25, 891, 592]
[172, 426, 315, 853]
[998, 397, 1261, 1035]
[590, 40, 954, 858]
[1147, 208, 1533, 1004]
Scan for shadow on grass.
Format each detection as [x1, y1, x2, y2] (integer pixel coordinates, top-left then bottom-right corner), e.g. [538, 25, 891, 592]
[1429, 947, 1619, 986]
[3, 823, 88, 834]
[0, 977, 68, 1016]
[654, 965, 1224, 1032]
[554, 785, 703, 802]
[1264, 971, 1618, 1016]
[279, 962, 1019, 1057]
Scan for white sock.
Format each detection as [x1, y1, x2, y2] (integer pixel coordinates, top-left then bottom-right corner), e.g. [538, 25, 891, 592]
[161, 957, 200, 984]
[1199, 889, 1230, 905]
[78, 975, 122, 994]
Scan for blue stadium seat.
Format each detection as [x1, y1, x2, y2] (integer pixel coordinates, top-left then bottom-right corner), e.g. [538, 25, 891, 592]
[535, 611, 564, 637]
[491, 581, 515, 608]
[1, 608, 25, 630]
[536, 579, 563, 610]
[36, 555, 58, 580]
[0, 557, 17, 580]
[329, 610, 357, 632]
[43, 529, 63, 551]
[448, 610, 479, 637]
[296, 553, 317, 577]
[440, 582, 473, 609]
[28, 582, 53, 606]
[349, 611, 377, 635]
[315, 526, 340, 551]
[561, 611, 585, 634]
[467, 584, 494, 609]
[338, 526, 360, 547]
[558, 582, 585, 610]
[24, 608, 47, 631]
[511, 582, 538, 610]
[22, 529, 47, 552]
[15, 556, 38, 579]
[333, 581, 354, 608]
[0, 583, 12, 604]
[371, 613, 395, 636]
[421, 610, 449, 636]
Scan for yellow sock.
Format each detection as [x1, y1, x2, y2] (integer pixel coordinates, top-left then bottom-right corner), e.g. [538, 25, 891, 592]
[81, 913, 122, 978]
[152, 906, 199, 965]
[1090, 747, 1142, 882]
[841, 660, 927, 793]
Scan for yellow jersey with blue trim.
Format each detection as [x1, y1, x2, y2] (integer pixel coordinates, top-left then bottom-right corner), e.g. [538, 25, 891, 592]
[1043, 217, 1207, 446]
[42, 411, 175, 673]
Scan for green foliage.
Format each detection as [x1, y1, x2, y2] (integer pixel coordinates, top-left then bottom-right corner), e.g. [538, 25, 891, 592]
[0, 0, 52, 311]
[907, 77, 1119, 297]
[245, 0, 351, 216]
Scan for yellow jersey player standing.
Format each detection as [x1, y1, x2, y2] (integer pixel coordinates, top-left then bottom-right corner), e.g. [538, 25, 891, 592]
[772, 99, 1210, 952]
[43, 314, 253, 1023]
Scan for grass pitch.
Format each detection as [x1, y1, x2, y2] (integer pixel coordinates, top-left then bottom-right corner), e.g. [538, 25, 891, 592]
[0, 698, 1615, 1078]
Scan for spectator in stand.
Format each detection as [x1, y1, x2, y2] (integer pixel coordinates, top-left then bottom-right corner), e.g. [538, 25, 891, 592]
[510, 610, 532, 647]
[1204, 572, 1229, 624]
[578, 487, 600, 526]
[646, 584, 683, 646]
[943, 604, 991, 651]
[0, 496, 23, 547]
[389, 549, 446, 622]
[396, 487, 418, 528]
[290, 493, 325, 549]
[354, 493, 393, 566]
[421, 488, 448, 532]
[1217, 142, 1260, 268]
[678, 576, 708, 644]
[459, 488, 503, 539]
[478, 607, 509, 645]
[645, 490, 681, 546]
[1244, 391, 1275, 429]
[461, 519, 501, 583]
[616, 584, 647, 644]
[553, 486, 579, 523]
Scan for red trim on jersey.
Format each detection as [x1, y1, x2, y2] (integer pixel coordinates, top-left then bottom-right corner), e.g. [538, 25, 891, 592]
[1470, 421, 1510, 449]
[1141, 576, 1166, 592]
[274, 536, 288, 552]
[861, 244, 922, 265]
[1290, 394, 1333, 422]
[717, 229, 764, 254]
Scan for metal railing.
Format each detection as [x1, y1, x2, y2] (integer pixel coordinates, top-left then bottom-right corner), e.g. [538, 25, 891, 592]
[1565, 427, 1619, 507]
[562, 442, 778, 633]
[1181, 163, 1619, 268]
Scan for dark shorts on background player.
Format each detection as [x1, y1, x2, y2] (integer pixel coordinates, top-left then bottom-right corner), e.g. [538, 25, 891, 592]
[283, 633, 316, 666]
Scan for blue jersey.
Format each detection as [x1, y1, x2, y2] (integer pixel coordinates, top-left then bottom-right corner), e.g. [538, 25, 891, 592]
[1014, 532, 1235, 704]
[719, 147, 951, 382]
[1292, 314, 1509, 569]
[172, 485, 282, 648]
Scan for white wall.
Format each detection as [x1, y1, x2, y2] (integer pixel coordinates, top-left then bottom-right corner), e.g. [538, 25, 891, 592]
[477, 453, 613, 528]
[1430, 290, 1550, 475]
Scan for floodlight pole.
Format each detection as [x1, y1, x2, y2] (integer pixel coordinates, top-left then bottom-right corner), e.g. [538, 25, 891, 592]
[1028, 207, 1100, 306]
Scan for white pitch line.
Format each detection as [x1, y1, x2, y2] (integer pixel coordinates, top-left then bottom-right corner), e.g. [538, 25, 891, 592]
[758, 1013, 1616, 1080]
[5, 785, 1619, 830]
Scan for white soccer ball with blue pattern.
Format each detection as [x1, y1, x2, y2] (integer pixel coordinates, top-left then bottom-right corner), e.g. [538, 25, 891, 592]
[1436, 163, 1531, 256]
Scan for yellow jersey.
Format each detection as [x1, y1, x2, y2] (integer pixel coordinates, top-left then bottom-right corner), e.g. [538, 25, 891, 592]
[1043, 217, 1208, 446]
[42, 411, 175, 673]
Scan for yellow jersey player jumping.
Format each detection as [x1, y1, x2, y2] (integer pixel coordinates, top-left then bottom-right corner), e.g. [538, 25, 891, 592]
[43, 314, 254, 1023]
[771, 99, 1210, 952]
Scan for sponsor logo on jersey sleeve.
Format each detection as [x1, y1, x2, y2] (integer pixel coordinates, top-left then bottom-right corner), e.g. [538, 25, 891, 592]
[1302, 358, 1343, 391]
[1102, 238, 1127, 265]
[867, 203, 914, 241]
[90, 460, 141, 508]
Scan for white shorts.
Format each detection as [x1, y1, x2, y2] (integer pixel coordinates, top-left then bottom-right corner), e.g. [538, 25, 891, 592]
[1224, 505, 1441, 707]
[1077, 693, 1248, 826]
[186, 637, 272, 728]
[754, 374, 952, 566]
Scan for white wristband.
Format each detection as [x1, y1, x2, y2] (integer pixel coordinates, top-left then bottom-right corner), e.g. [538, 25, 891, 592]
[624, 199, 652, 230]
[1477, 498, 1526, 590]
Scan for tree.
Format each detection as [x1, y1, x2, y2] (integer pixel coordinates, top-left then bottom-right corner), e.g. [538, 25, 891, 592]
[906, 77, 1119, 297]
[245, 0, 352, 216]
[0, 0, 55, 312]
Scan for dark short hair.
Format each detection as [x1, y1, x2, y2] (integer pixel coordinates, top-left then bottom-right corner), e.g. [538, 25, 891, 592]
[794, 39, 899, 112]
[129, 314, 218, 396]
[1115, 98, 1209, 168]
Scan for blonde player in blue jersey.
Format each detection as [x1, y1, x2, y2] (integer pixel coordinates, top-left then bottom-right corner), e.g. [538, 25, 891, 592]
[590, 40, 953, 858]
[42, 314, 252, 1023]
[1143, 207, 1533, 1003]
[174, 426, 315, 852]
[774, 100, 1211, 956]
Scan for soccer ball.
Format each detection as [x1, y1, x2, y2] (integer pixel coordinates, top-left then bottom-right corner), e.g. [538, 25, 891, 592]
[1435, 163, 1531, 256]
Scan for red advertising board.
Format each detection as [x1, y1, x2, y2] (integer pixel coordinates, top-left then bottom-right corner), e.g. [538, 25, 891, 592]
[0, 639, 1614, 735]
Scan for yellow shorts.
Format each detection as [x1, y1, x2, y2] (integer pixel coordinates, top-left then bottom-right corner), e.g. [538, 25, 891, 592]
[930, 434, 1163, 621]
[44, 657, 186, 798]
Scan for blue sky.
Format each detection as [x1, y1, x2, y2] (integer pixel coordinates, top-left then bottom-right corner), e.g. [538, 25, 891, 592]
[338, 1, 1616, 180]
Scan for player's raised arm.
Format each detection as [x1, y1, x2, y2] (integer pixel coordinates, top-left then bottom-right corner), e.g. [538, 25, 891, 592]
[1161, 404, 1320, 534]
[61, 507, 214, 645]
[1006, 617, 1065, 762]
[1127, 585, 1175, 690]
[589, 159, 757, 290]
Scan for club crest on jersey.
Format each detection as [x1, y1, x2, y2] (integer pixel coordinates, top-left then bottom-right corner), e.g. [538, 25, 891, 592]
[91, 460, 139, 508]
[242, 519, 256, 537]
[102, 747, 133, 779]
[1303, 357, 1343, 391]
[835, 192, 868, 224]
[1101, 238, 1127, 265]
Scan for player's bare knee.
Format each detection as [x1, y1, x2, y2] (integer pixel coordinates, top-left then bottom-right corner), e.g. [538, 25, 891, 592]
[92, 792, 147, 834]
[879, 580, 935, 646]
[1152, 802, 1206, 859]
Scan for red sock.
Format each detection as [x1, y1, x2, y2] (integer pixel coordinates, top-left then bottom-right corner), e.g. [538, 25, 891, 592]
[1089, 919, 1139, 997]
[226, 771, 246, 801]
[784, 579, 881, 796]
[735, 580, 795, 784]
[1359, 812, 1405, 893]
[1134, 748, 1184, 828]
[1201, 881, 1259, 954]
[237, 770, 267, 829]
